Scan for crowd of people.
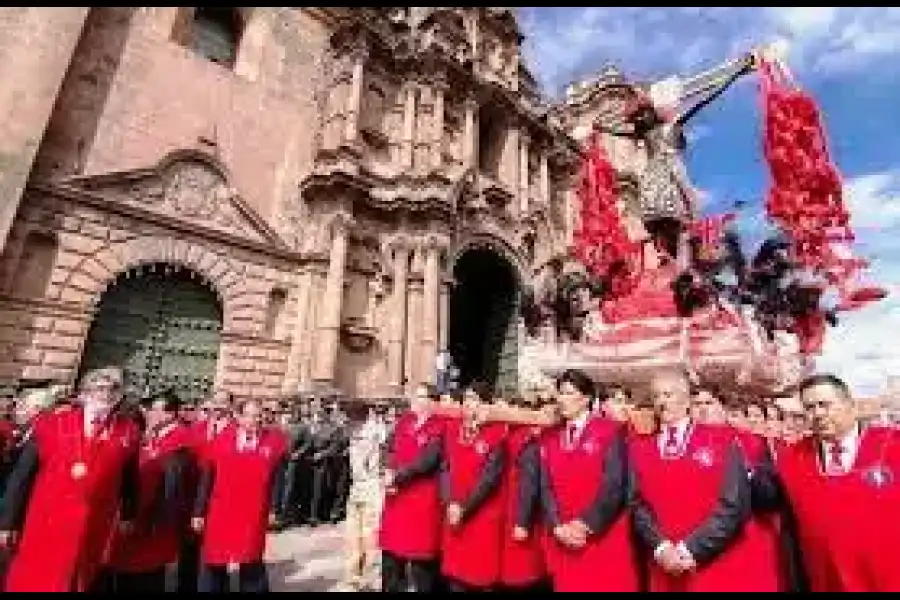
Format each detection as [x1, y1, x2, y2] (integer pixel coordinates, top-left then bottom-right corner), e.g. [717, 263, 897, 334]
[378, 370, 898, 593]
[0, 364, 895, 593]
[0, 369, 376, 592]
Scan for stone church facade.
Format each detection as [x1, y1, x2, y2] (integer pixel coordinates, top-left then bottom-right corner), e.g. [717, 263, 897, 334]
[0, 7, 649, 402]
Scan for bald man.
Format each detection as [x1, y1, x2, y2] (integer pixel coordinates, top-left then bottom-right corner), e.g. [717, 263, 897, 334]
[628, 368, 754, 592]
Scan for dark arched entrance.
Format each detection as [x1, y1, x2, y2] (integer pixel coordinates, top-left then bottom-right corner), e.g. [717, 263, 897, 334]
[449, 248, 520, 392]
[79, 263, 223, 403]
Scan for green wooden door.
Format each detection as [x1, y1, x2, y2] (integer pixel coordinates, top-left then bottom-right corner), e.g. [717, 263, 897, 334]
[79, 265, 223, 404]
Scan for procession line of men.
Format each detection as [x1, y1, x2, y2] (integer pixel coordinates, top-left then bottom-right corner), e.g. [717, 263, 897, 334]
[377, 370, 900, 593]
[0, 368, 359, 593]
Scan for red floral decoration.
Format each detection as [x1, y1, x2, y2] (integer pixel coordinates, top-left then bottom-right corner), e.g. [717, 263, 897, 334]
[572, 133, 640, 296]
[759, 58, 887, 353]
[759, 58, 853, 282]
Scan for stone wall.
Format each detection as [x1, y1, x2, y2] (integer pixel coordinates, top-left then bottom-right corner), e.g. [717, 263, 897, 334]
[0, 186, 298, 398]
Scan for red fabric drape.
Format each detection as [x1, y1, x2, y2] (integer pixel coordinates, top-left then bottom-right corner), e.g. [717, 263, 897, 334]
[572, 134, 640, 296]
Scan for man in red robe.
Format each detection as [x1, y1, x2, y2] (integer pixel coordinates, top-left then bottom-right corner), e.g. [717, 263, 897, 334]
[179, 389, 234, 592]
[537, 369, 638, 592]
[629, 368, 752, 592]
[439, 382, 507, 592]
[761, 374, 900, 591]
[379, 384, 444, 593]
[498, 395, 548, 592]
[192, 397, 286, 592]
[107, 389, 192, 591]
[0, 367, 141, 592]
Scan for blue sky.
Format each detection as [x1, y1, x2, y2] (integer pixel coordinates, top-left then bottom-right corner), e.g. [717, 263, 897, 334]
[518, 7, 900, 395]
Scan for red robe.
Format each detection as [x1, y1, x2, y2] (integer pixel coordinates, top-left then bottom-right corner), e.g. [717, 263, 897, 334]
[541, 417, 638, 592]
[629, 423, 749, 592]
[5, 406, 140, 592]
[776, 426, 900, 592]
[378, 412, 444, 561]
[715, 430, 782, 591]
[499, 425, 546, 587]
[200, 426, 287, 565]
[107, 422, 192, 572]
[441, 420, 506, 588]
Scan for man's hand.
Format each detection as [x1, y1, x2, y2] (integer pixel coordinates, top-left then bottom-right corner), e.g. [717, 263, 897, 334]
[191, 517, 205, 533]
[655, 541, 687, 575]
[674, 542, 697, 572]
[567, 519, 590, 547]
[553, 523, 569, 543]
[118, 520, 135, 535]
[290, 451, 301, 460]
[268, 512, 278, 526]
[552, 523, 581, 548]
[512, 526, 529, 542]
[446, 503, 463, 527]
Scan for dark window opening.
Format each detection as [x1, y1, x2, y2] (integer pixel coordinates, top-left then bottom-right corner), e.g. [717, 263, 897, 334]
[478, 106, 504, 178]
[190, 8, 242, 68]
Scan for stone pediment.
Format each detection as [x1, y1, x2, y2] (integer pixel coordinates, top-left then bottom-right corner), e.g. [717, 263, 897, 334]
[60, 150, 287, 249]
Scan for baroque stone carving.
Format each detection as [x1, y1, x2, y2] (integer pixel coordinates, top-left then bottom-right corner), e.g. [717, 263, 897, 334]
[164, 161, 234, 223]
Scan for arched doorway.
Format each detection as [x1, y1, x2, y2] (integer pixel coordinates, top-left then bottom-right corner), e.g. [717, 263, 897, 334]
[449, 247, 520, 392]
[79, 263, 223, 403]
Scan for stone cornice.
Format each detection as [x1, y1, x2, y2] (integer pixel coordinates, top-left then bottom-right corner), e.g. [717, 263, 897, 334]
[27, 181, 307, 265]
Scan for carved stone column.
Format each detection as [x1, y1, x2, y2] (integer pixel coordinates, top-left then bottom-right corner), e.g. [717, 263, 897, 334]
[431, 82, 446, 170]
[400, 82, 417, 169]
[281, 266, 314, 395]
[540, 151, 550, 205]
[386, 242, 409, 391]
[420, 240, 441, 381]
[507, 124, 521, 214]
[463, 95, 479, 170]
[344, 47, 367, 144]
[313, 214, 351, 385]
[405, 277, 424, 391]
[439, 275, 451, 352]
[519, 133, 530, 215]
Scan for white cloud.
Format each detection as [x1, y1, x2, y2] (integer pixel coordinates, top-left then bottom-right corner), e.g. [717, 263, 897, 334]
[520, 7, 900, 94]
[817, 169, 900, 396]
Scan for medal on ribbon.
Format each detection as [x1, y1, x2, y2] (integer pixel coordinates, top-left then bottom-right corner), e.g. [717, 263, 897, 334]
[862, 464, 894, 489]
[693, 447, 714, 468]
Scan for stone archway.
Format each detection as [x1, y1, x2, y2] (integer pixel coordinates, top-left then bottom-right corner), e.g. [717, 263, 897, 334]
[79, 262, 223, 403]
[449, 245, 521, 393]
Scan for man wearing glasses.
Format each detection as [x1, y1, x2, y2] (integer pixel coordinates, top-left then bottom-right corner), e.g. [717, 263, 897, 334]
[0, 367, 141, 592]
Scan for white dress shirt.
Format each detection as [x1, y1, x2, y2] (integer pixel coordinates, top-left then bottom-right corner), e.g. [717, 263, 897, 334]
[657, 417, 692, 456]
[565, 410, 591, 446]
[820, 423, 861, 475]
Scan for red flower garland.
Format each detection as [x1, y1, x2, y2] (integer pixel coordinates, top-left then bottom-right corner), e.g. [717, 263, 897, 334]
[759, 58, 888, 354]
[759, 58, 853, 281]
[572, 134, 640, 296]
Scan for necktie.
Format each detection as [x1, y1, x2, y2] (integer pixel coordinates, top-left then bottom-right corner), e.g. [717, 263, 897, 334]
[829, 442, 845, 473]
[664, 426, 680, 454]
[567, 423, 578, 446]
[87, 416, 102, 438]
